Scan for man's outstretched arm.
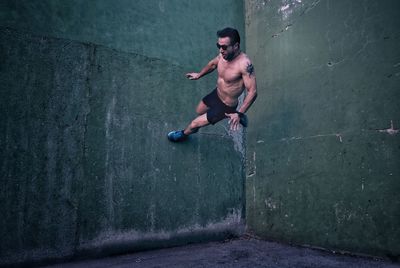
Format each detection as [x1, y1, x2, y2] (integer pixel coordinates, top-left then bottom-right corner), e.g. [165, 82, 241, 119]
[186, 56, 219, 80]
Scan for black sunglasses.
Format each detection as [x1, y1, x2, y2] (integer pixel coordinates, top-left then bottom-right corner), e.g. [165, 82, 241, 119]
[216, 43, 230, 50]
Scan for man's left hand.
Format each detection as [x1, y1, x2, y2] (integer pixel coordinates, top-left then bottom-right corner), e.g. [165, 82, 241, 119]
[225, 113, 241, 131]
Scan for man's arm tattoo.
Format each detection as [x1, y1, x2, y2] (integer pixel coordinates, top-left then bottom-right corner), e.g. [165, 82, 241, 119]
[246, 63, 255, 76]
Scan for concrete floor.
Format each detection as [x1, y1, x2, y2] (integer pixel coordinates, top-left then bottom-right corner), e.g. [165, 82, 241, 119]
[42, 237, 399, 268]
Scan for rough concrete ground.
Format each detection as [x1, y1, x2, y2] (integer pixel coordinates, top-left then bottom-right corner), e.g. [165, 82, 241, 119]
[42, 237, 399, 268]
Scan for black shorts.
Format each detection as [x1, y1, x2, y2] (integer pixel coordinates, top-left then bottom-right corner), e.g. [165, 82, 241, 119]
[202, 88, 237, 125]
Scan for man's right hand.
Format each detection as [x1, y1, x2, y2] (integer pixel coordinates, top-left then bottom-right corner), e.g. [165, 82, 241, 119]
[186, 73, 200, 80]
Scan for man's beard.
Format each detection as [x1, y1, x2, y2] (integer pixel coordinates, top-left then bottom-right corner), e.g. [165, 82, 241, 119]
[223, 51, 235, 61]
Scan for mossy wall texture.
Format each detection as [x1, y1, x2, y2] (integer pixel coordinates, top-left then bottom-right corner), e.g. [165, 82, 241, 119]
[245, 0, 400, 259]
[0, 1, 245, 266]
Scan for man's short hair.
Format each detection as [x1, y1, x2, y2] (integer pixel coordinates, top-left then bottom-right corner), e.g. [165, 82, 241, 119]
[217, 27, 240, 45]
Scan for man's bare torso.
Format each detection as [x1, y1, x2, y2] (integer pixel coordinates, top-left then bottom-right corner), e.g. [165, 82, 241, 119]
[216, 52, 248, 107]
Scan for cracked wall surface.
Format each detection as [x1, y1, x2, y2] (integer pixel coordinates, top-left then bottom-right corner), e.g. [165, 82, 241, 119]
[245, 0, 400, 259]
[0, 1, 245, 266]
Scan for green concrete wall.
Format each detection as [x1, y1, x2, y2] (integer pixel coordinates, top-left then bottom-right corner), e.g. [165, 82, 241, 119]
[245, 0, 400, 259]
[0, 1, 245, 266]
[3, 0, 399, 265]
[0, 0, 244, 67]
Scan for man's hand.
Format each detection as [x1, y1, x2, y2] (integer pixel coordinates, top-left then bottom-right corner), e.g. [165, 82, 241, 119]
[225, 113, 241, 131]
[186, 73, 201, 80]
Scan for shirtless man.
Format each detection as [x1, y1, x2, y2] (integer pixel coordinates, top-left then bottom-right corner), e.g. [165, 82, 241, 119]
[167, 27, 257, 142]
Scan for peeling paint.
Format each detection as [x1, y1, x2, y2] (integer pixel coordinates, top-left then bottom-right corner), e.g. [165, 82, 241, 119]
[271, 0, 323, 38]
[376, 120, 399, 135]
[264, 198, 278, 210]
[278, 0, 304, 20]
[105, 95, 117, 229]
[272, 24, 293, 38]
[333, 203, 357, 225]
[247, 151, 257, 179]
[227, 93, 246, 159]
[228, 128, 245, 158]
[253, 183, 256, 204]
[280, 132, 344, 143]
[246, 0, 271, 12]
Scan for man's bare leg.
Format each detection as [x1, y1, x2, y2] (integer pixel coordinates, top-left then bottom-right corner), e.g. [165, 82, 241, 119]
[196, 100, 209, 115]
[168, 113, 210, 142]
[184, 113, 209, 135]
[167, 101, 210, 142]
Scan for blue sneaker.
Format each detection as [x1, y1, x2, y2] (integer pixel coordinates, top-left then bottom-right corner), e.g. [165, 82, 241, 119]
[167, 130, 187, 142]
